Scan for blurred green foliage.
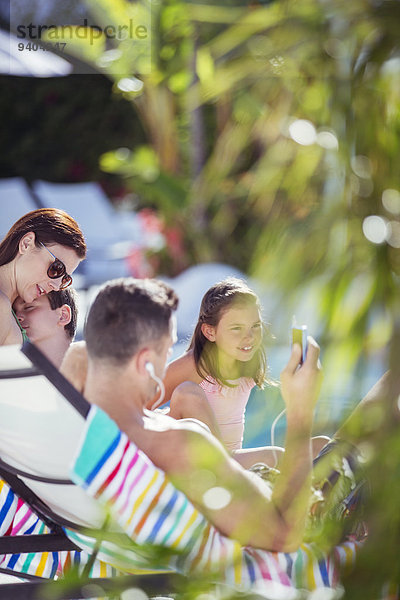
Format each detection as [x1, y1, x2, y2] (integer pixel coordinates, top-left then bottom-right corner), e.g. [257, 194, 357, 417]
[71, 0, 400, 596]
[74, 0, 400, 387]
[2, 0, 399, 596]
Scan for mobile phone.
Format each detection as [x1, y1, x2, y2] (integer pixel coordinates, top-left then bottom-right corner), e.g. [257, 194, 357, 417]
[291, 324, 308, 365]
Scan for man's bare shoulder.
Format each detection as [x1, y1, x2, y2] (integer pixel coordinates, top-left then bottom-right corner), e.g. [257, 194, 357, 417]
[61, 341, 88, 392]
[62, 341, 87, 365]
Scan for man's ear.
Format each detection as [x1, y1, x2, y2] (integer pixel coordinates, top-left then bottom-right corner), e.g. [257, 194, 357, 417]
[19, 232, 36, 254]
[201, 323, 216, 342]
[58, 305, 72, 327]
[136, 347, 154, 376]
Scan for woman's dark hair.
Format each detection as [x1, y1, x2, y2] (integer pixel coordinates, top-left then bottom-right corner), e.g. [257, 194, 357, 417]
[0, 208, 86, 267]
[188, 278, 268, 387]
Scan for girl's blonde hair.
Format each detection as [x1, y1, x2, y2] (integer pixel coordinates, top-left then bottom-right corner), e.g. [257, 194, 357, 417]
[188, 278, 268, 387]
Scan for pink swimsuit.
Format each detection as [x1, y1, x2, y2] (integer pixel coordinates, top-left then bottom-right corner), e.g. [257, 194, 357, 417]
[199, 377, 255, 451]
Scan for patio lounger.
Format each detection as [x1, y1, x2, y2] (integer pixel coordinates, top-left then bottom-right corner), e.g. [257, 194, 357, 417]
[0, 344, 185, 598]
[0, 178, 41, 241]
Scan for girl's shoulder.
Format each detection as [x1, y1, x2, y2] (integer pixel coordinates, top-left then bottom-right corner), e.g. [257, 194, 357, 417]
[200, 376, 255, 392]
[168, 349, 195, 369]
[165, 350, 202, 384]
[239, 376, 256, 392]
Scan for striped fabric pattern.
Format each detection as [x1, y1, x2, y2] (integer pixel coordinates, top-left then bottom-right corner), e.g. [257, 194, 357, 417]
[0, 478, 117, 580]
[71, 407, 363, 593]
[0, 478, 59, 578]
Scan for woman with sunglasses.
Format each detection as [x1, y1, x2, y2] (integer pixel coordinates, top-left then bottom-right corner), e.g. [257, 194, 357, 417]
[0, 208, 86, 345]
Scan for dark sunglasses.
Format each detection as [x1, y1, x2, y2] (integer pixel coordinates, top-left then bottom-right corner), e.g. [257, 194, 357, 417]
[40, 243, 73, 290]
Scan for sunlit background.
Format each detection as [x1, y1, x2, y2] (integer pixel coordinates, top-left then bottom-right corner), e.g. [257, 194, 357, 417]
[1, 0, 400, 594]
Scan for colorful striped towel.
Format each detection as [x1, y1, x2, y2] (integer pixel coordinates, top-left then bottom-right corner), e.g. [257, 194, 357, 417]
[70, 406, 363, 594]
[0, 478, 117, 579]
[0, 478, 59, 578]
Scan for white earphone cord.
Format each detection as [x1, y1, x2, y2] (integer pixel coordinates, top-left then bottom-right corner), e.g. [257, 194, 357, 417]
[270, 408, 286, 468]
[149, 373, 165, 410]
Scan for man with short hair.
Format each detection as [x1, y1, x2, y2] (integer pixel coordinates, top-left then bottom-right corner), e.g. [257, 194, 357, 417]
[13, 288, 78, 368]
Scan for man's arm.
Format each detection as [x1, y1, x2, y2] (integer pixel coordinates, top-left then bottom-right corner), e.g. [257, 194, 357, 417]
[131, 416, 284, 549]
[270, 338, 322, 549]
[129, 340, 322, 552]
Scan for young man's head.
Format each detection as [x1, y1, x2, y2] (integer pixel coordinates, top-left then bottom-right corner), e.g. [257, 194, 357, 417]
[13, 288, 78, 344]
[85, 278, 178, 400]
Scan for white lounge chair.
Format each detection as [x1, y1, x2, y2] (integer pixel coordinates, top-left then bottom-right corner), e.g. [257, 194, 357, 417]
[0, 178, 40, 241]
[0, 29, 72, 78]
[0, 343, 101, 529]
[0, 343, 184, 598]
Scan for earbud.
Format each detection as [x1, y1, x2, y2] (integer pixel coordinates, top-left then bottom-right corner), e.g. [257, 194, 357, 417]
[145, 362, 155, 376]
[144, 361, 165, 410]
